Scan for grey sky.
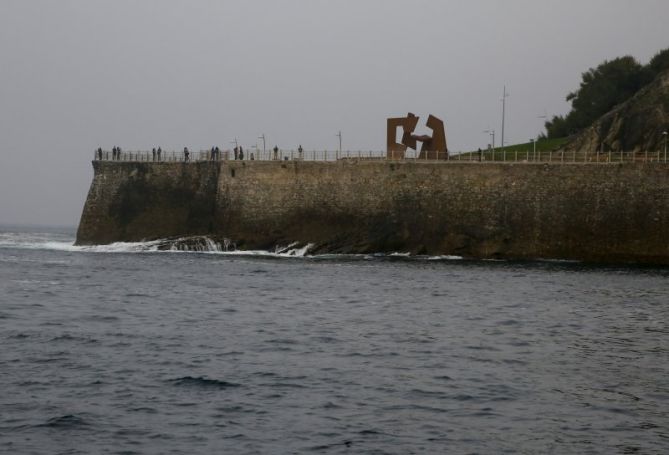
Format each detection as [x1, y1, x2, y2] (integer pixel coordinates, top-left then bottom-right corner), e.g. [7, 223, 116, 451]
[1, 0, 667, 226]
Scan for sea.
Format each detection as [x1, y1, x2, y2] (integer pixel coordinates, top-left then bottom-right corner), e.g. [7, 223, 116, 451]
[1, 225, 668, 455]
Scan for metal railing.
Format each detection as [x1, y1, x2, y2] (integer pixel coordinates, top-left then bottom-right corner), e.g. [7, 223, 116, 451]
[93, 148, 669, 164]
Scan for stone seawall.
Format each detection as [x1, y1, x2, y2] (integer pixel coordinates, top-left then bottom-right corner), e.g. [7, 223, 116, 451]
[76, 161, 219, 245]
[76, 160, 669, 264]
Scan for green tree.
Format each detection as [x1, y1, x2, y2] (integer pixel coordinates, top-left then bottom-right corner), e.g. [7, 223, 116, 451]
[648, 47, 669, 76]
[544, 115, 570, 138]
[546, 56, 646, 138]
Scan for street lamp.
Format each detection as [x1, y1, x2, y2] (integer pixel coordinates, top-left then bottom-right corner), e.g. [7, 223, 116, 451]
[537, 112, 547, 141]
[530, 139, 536, 161]
[501, 86, 509, 147]
[336, 131, 342, 154]
[483, 129, 495, 154]
[663, 131, 668, 162]
[258, 134, 266, 154]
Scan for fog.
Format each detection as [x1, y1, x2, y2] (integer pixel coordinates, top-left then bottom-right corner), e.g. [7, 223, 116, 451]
[1, 0, 667, 225]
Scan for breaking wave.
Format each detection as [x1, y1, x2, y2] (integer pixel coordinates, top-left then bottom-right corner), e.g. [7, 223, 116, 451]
[0, 230, 464, 261]
[0, 231, 316, 258]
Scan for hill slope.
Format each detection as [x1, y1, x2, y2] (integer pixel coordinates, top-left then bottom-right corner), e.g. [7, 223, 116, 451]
[563, 70, 669, 153]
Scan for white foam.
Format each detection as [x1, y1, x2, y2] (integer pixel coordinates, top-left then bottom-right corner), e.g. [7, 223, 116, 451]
[0, 231, 462, 261]
[0, 231, 317, 258]
[426, 255, 464, 261]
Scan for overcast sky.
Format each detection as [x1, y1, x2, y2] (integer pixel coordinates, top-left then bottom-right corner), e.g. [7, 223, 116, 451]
[1, 0, 667, 226]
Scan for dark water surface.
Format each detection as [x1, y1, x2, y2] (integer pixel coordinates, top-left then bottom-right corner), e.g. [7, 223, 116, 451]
[1, 226, 668, 454]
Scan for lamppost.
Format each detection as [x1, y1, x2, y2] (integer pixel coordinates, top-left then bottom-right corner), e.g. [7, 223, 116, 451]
[258, 134, 266, 155]
[663, 131, 668, 162]
[530, 139, 536, 161]
[501, 85, 509, 148]
[537, 112, 547, 143]
[336, 131, 342, 154]
[484, 129, 495, 154]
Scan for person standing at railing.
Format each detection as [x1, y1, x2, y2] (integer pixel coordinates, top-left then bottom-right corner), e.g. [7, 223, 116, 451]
[97, 147, 102, 160]
[478, 148, 482, 162]
[152, 148, 156, 162]
[112, 147, 116, 160]
[184, 147, 190, 162]
[273, 145, 279, 161]
[233, 146, 239, 160]
[298, 145, 303, 160]
[117, 146, 122, 161]
[215, 146, 220, 161]
[239, 146, 244, 160]
[157, 147, 162, 161]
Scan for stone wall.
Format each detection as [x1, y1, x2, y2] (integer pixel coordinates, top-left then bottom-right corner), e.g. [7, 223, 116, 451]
[76, 160, 669, 264]
[76, 161, 219, 245]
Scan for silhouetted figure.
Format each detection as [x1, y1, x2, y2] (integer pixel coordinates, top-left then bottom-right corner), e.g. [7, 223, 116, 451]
[157, 147, 161, 161]
[215, 146, 220, 161]
[250, 152, 254, 160]
[273, 145, 279, 160]
[152, 148, 156, 161]
[184, 147, 190, 162]
[117, 146, 122, 160]
[97, 147, 102, 160]
[478, 148, 482, 162]
[298, 145, 303, 160]
[112, 147, 116, 160]
[239, 146, 244, 160]
[234, 146, 239, 160]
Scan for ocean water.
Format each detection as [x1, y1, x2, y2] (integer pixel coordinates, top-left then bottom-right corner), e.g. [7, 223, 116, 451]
[1, 225, 668, 455]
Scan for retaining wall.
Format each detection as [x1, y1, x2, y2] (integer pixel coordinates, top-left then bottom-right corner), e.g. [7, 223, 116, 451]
[76, 160, 669, 264]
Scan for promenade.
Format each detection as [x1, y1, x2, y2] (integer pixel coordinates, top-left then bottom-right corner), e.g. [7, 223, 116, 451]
[94, 148, 669, 164]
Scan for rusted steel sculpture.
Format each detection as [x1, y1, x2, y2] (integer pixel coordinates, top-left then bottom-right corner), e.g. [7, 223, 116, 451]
[387, 113, 448, 160]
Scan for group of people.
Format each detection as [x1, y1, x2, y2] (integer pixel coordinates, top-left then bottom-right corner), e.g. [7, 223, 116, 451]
[209, 146, 222, 161]
[233, 146, 245, 160]
[94, 146, 123, 160]
[95, 144, 306, 162]
[101, 146, 123, 160]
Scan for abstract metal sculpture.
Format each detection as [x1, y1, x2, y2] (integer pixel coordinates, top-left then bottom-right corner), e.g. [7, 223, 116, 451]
[387, 113, 448, 160]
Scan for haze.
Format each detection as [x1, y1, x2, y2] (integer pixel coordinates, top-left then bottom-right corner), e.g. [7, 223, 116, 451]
[1, 0, 667, 226]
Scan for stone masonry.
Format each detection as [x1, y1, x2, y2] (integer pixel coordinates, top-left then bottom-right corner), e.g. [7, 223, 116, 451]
[76, 160, 669, 264]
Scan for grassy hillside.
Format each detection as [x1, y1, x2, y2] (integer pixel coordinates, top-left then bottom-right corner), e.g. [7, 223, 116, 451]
[459, 137, 569, 160]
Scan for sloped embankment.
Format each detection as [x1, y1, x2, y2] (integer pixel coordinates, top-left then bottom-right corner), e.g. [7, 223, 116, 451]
[564, 70, 669, 153]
